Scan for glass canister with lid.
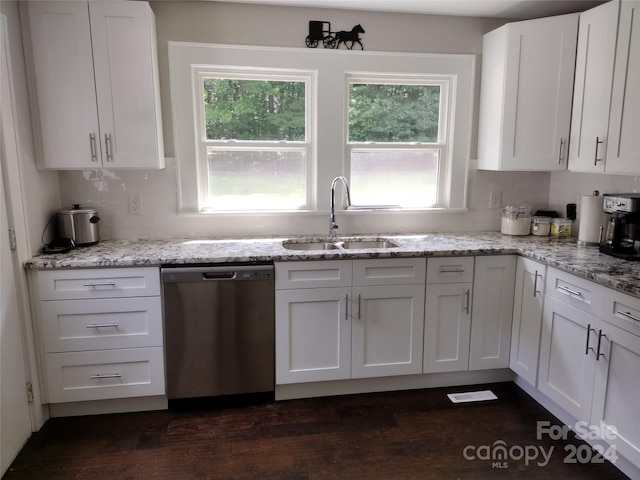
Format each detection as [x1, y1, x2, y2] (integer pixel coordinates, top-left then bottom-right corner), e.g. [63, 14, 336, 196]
[531, 216, 552, 236]
[551, 218, 573, 238]
[500, 205, 533, 236]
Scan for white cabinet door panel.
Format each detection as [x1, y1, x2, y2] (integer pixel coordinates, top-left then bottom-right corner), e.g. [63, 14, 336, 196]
[538, 296, 598, 421]
[591, 322, 640, 468]
[275, 287, 351, 384]
[469, 255, 516, 370]
[26, 1, 100, 168]
[351, 285, 425, 378]
[606, 0, 640, 174]
[510, 258, 545, 386]
[423, 283, 472, 373]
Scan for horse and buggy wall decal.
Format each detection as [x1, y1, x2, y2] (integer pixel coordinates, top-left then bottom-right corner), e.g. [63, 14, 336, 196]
[305, 21, 365, 50]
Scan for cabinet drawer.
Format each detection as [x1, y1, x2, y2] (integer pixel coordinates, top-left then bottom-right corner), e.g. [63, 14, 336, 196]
[546, 268, 603, 315]
[353, 258, 426, 286]
[39, 297, 163, 353]
[275, 261, 352, 289]
[36, 267, 160, 300]
[44, 347, 165, 403]
[427, 257, 474, 283]
[602, 290, 640, 336]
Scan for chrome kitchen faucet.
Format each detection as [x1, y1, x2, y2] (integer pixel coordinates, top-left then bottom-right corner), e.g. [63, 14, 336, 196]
[329, 175, 351, 239]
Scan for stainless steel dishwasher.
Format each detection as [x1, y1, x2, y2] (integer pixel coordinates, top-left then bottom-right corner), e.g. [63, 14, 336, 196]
[161, 264, 275, 400]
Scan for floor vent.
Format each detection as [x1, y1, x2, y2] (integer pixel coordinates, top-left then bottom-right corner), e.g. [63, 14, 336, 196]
[447, 390, 497, 404]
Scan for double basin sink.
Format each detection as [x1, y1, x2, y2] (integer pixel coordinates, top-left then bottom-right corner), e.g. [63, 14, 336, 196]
[282, 237, 400, 251]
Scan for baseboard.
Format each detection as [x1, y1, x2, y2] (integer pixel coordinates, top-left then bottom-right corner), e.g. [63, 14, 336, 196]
[276, 369, 514, 400]
[48, 395, 168, 418]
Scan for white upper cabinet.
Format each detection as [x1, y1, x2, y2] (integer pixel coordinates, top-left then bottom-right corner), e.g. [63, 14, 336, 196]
[23, 1, 164, 170]
[606, 0, 640, 175]
[477, 14, 578, 171]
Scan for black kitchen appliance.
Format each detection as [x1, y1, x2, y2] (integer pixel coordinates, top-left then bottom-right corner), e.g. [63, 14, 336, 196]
[599, 193, 640, 260]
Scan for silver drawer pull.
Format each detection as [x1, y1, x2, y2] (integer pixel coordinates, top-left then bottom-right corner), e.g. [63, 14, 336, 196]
[439, 266, 465, 273]
[83, 282, 117, 288]
[618, 311, 640, 323]
[86, 323, 119, 329]
[90, 373, 122, 379]
[557, 285, 583, 297]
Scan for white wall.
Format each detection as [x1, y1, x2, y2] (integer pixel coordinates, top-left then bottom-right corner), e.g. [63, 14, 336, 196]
[57, 1, 556, 240]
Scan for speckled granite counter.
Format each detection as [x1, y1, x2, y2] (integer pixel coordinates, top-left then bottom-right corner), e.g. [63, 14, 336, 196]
[24, 232, 640, 298]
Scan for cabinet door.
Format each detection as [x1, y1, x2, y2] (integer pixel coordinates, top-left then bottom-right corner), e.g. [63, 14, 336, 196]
[510, 258, 545, 386]
[89, 1, 164, 169]
[469, 255, 516, 370]
[423, 283, 472, 373]
[568, 0, 619, 172]
[275, 287, 351, 384]
[477, 14, 577, 171]
[606, 0, 640, 175]
[591, 322, 640, 468]
[538, 296, 598, 421]
[351, 285, 425, 379]
[25, 1, 101, 168]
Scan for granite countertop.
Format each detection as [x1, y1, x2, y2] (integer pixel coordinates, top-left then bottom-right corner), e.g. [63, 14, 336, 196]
[24, 232, 640, 298]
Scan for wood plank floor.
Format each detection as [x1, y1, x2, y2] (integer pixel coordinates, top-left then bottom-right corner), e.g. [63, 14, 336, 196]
[3, 382, 629, 479]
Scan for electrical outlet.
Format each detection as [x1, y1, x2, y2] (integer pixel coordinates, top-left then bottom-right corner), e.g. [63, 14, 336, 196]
[489, 190, 502, 209]
[128, 195, 141, 215]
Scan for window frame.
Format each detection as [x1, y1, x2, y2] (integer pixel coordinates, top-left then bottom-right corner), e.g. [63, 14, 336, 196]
[193, 67, 315, 212]
[169, 42, 474, 215]
[345, 74, 453, 208]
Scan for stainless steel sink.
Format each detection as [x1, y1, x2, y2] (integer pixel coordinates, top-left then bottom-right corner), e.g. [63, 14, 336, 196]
[282, 237, 400, 251]
[281, 241, 342, 251]
[340, 239, 399, 249]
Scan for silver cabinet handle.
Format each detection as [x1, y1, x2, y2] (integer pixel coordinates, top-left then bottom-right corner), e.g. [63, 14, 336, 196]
[86, 323, 119, 329]
[90, 373, 122, 379]
[557, 285, 583, 297]
[596, 330, 606, 360]
[585, 324, 595, 355]
[439, 266, 465, 273]
[89, 133, 97, 162]
[358, 294, 362, 320]
[83, 282, 117, 287]
[618, 311, 640, 323]
[105, 133, 113, 162]
[533, 271, 542, 298]
[594, 136, 604, 165]
[464, 289, 470, 314]
[345, 294, 349, 321]
[558, 138, 565, 164]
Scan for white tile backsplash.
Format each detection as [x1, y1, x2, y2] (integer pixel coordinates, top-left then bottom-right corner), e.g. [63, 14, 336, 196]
[58, 158, 555, 240]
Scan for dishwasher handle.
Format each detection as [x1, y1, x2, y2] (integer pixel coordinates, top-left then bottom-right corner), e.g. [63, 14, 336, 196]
[202, 271, 236, 280]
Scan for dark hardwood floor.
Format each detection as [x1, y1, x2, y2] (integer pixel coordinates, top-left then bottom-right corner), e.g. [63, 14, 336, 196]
[3, 382, 629, 480]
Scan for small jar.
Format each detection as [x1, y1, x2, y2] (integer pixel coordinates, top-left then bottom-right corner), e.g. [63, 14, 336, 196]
[531, 216, 551, 236]
[551, 218, 572, 238]
[500, 205, 532, 236]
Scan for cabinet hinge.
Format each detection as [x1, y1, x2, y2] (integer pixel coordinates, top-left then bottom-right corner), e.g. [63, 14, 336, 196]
[26, 382, 34, 402]
[8, 228, 17, 251]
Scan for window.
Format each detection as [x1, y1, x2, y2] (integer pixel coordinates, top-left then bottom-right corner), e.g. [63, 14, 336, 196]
[170, 43, 473, 215]
[194, 69, 313, 211]
[347, 76, 450, 208]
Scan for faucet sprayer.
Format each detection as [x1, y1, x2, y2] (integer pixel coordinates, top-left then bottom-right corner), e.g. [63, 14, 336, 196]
[329, 175, 351, 239]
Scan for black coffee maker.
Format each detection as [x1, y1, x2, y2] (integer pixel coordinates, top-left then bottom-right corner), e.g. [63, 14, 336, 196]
[600, 193, 640, 260]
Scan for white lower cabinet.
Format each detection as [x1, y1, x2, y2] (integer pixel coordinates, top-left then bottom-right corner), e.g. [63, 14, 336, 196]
[275, 258, 426, 384]
[424, 255, 516, 373]
[591, 292, 640, 468]
[510, 257, 546, 386]
[30, 267, 165, 404]
[423, 282, 472, 373]
[469, 255, 516, 370]
[538, 295, 599, 421]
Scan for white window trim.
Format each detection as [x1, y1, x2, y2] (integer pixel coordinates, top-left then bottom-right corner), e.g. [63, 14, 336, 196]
[193, 67, 314, 211]
[345, 74, 454, 208]
[169, 42, 474, 214]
